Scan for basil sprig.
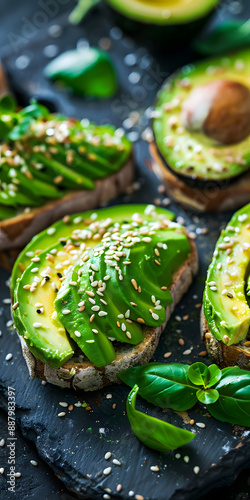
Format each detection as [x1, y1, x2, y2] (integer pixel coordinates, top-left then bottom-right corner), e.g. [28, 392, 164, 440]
[120, 362, 250, 427]
[127, 385, 196, 452]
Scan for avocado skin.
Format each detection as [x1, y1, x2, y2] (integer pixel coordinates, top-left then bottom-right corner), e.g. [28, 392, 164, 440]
[12, 205, 190, 369]
[203, 203, 250, 346]
[105, 3, 218, 48]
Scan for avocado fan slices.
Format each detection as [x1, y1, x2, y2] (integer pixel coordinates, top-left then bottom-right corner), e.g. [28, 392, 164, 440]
[12, 205, 191, 369]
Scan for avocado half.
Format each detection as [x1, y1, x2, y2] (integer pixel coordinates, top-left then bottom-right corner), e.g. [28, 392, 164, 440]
[202, 203, 250, 368]
[11, 204, 192, 371]
[105, 0, 220, 46]
[151, 48, 250, 211]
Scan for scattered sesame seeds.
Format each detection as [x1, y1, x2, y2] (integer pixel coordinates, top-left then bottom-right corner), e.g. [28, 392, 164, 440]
[0, 439, 5, 447]
[193, 466, 200, 475]
[183, 456, 190, 463]
[131, 278, 138, 290]
[47, 227, 56, 235]
[196, 422, 206, 428]
[105, 452, 112, 460]
[59, 402, 68, 407]
[62, 309, 71, 315]
[30, 460, 38, 467]
[150, 465, 159, 472]
[15, 472, 22, 478]
[103, 467, 112, 476]
[116, 484, 122, 492]
[152, 313, 159, 321]
[113, 459, 121, 466]
[183, 349, 192, 355]
[0, 468, 4, 475]
[58, 412, 66, 417]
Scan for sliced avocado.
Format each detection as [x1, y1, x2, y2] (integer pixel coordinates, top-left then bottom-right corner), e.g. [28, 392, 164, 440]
[12, 204, 189, 369]
[0, 99, 132, 221]
[153, 48, 250, 184]
[106, 0, 219, 24]
[203, 203, 250, 346]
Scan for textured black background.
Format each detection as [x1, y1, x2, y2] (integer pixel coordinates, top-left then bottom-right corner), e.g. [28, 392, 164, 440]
[1, 1, 250, 499]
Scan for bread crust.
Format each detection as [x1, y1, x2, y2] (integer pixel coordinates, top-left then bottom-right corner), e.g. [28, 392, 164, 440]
[150, 143, 250, 213]
[201, 308, 250, 370]
[0, 156, 134, 251]
[18, 237, 198, 390]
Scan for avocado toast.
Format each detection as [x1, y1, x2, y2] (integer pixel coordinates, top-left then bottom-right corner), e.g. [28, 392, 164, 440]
[0, 97, 133, 250]
[202, 203, 250, 369]
[151, 48, 250, 212]
[11, 204, 197, 390]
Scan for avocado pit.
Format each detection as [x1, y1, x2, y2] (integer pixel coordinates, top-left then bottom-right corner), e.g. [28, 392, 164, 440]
[181, 79, 250, 145]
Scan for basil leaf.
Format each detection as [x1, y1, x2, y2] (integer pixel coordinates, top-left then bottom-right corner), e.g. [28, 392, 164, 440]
[0, 94, 16, 113]
[20, 102, 49, 120]
[127, 385, 196, 452]
[119, 363, 198, 411]
[196, 389, 219, 405]
[9, 117, 32, 141]
[208, 367, 250, 426]
[194, 20, 250, 55]
[188, 363, 221, 388]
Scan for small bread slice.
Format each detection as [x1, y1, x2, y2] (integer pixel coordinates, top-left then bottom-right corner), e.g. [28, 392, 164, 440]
[18, 238, 198, 391]
[201, 308, 250, 370]
[0, 157, 134, 251]
[150, 143, 250, 213]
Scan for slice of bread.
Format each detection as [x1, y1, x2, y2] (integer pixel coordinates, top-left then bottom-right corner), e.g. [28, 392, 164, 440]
[0, 156, 134, 251]
[18, 238, 198, 391]
[150, 143, 250, 213]
[201, 308, 250, 370]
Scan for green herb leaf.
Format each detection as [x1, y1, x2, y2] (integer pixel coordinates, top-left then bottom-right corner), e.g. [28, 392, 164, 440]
[196, 388, 219, 405]
[69, 0, 101, 25]
[8, 116, 32, 141]
[0, 94, 16, 113]
[208, 367, 250, 426]
[194, 20, 250, 56]
[119, 363, 198, 411]
[127, 385, 196, 452]
[19, 102, 49, 120]
[188, 363, 221, 388]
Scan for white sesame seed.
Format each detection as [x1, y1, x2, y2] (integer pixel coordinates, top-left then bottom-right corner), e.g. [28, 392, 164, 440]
[207, 281, 216, 286]
[175, 453, 181, 459]
[58, 412, 66, 417]
[99, 311, 108, 317]
[184, 456, 190, 463]
[103, 495, 111, 500]
[196, 422, 206, 428]
[74, 331, 81, 338]
[86, 340, 95, 343]
[152, 313, 159, 321]
[150, 465, 159, 472]
[116, 484, 122, 492]
[5, 353, 13, 361]
[103, 467, 112, 475]
[193, 466, 200, 474]
[210, 287, 217, 292]
[113, 459, 121, 466]
[78, 301, 85, 307]
[0, 439, 5, 447]
[59, 402, 68, 407]
[183, 349, 192, 355]
[128, 491, 134, 497]
[3, 298, 11, 304]
[31, 267, 39, 273]
[0, 468, 4, 474]
[121, 323, 126, 332]
[91, 306, 100, 312]
[47, 227, 56, 235]
[105, 452, 112, 460]
[30, 460, 38, 467]
[15, 472, 21, 478]
[62, 309, 71, 315]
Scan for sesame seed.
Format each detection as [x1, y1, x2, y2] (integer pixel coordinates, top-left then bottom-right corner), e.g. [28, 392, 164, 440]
[86, 291, 95, 297]
[15, 472, 21, 478]
[33, 322, 42, 328]
[175, 453, 181, 459]
[193, 466, 200, 474]
[103, 467, 112, 476]
[116, 484, 122, 492]
[92, 329, 99, 334]
[126, 332, 132, 339]
[103, 495, 111, 500]
[183, 349, 192, 355]
[59, 402, 68, 407]
[47, 227, 56, 235]
[62, 309, 71, 315]
[152, 313, 159, 321]
[113, 459, 121, 466]
[196, 422, 206, 428]
[142, 237, 151, 243]
[78, 301, 85, 307]
[31, 267, 39, 273]
[0, 439, 5, 447]
[75, 331, 81, 338]
[105, 452, 112, 460]
[183, 456, 190, 463]
[12, 302, 19, 310]
[137, 318, 145, 324]
[210, 286, 217, 292]
[86, 339, 95, 343]
[90, 314, 95, 322]
[58, 412, 66, 417]
[30, 460, 38, 467]
[128, 492, 134, 497]
[164, 352, 172, 358]
[154, 259, 161, 266]
[150, 465, 159, 472]
[0, 468, 4, 475]
[131, 279, 138, 290]
[223, 335, 229, 343]
[99, 311, 108, 317]
[91, 305, 100, 312]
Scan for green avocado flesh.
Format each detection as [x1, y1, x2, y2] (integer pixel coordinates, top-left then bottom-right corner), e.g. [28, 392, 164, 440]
[153, 48, 250, 182]
[204, 203, 250, 346]
[0, 98, 131, 222]
[106, 0, 219, 24]
[12, 204, 191, 369]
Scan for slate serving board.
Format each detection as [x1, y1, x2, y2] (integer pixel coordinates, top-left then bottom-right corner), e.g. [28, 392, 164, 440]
[1, 1, 250, 499]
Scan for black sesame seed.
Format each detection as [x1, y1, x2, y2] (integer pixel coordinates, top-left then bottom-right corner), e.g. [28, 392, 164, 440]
[57, 273, 63, 278]
[36, 309, 41, 314]
[45, 276, 50, 281]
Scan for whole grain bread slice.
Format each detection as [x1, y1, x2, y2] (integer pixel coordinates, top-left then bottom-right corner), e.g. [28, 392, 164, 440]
[0, 157, 134, 251]
[200, 307, 250, 370]
[18, 238, 198, 391]
[150, 143, 250, 213]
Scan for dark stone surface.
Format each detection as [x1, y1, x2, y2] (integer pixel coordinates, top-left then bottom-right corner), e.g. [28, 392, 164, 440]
[1, 1, 250, 499]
